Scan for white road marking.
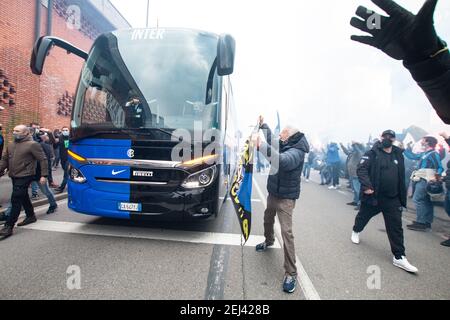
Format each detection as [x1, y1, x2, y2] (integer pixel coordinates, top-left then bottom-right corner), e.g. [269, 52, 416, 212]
[253, 178, 321, 300]
[21, 220, 281, 249]
[219, 197, 261, 202]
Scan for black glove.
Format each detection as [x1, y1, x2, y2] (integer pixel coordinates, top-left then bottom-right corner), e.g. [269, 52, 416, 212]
[350, 0, 444, 64]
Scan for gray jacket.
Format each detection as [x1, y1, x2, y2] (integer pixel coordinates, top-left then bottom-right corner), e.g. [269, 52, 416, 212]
[342, 143, 365, 178]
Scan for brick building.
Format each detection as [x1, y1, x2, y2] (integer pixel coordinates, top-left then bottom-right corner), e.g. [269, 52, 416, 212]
[0, 0, 130, 143]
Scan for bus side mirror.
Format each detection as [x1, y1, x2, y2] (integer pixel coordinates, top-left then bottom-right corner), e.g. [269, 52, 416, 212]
[217, 34, 235, 76]
[31, 36, 89, 75]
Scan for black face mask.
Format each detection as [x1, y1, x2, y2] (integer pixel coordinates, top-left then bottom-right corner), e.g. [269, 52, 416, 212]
[382, 138, 393, 149]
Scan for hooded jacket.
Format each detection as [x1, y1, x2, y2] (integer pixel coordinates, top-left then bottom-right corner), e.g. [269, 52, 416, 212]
[326, 143, 340, 164]
[0, 135, 48, 179]
[260, 125, 310, 200]
[342, 143, 365, 178]
[357, 142, 407, 207]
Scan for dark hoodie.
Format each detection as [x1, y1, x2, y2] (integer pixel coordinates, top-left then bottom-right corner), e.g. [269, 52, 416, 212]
[357, 142, 406, 207]
[260, 127, 310, 200]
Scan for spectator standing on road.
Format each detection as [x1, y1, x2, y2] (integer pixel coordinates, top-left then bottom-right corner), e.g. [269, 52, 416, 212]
[326, 142, 341, 189]
[52, 129, 61, 169]
[29, 123, 42, 199]
[342, 142, 365, 210]
[0, 125, 49, 240]
[255, 116, 310, 294]
[351, 130, 418, 273]
[54, 127, 70, 193]
[42, 129, 58, 188]
[439, 132, 450, 247]
[34, 132, 58, 215]
[404, 136, 444, 231]
[303, 149, 316, 182]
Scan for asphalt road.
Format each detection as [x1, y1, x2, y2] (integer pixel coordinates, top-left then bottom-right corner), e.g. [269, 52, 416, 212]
[0, 171, 449, 300]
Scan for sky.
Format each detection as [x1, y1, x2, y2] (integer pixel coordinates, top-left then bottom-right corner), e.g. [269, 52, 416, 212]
[109, 0, 450, 147]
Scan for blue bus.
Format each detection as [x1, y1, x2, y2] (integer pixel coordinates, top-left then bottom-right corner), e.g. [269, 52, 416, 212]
[31, 28, 239, 220]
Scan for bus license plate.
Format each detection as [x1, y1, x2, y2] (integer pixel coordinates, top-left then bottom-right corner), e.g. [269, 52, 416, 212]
[118, 203, 142, 212]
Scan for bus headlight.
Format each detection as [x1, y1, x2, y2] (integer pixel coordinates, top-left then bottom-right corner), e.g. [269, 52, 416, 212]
[181, 166, 217, 189]
[69, 166, 87, 184]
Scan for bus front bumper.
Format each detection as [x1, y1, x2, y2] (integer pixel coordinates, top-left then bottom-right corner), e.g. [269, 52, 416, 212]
[67, 182, 219, 220]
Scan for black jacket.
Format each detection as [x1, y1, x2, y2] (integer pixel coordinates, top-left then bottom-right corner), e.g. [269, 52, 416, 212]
[405, 50, 450, 124]
[59, 136, 70, 163]
[35, 142, 53, 180]
[357, 142, 407, 207]
[259, 124, 310, 200]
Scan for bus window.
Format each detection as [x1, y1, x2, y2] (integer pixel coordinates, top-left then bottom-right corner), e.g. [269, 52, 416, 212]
[73, 30, 221, 135]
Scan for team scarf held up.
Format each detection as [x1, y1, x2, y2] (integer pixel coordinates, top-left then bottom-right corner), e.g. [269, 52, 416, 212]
[230, 138, 254, 243]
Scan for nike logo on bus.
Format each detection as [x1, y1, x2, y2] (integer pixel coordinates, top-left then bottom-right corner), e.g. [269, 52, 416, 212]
[112, 170, 127, 176]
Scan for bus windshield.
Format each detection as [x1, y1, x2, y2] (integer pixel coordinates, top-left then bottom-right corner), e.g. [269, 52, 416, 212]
[72, 29, 220, 136]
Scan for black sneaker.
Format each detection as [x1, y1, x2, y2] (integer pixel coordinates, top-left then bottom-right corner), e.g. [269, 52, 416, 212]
[347, 202, 358, 206]
[407, 222, 429, 231]
[17, 216, 37, 227]
[31, 194, 40, 200]
[47, 205, 58, 214]
[441, 239, 450, 247]
[256, 241, 274, 252]
[0, 225, 13, 240]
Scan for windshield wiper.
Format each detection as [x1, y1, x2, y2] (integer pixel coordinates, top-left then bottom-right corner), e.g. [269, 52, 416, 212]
[131, 128, 182, 141]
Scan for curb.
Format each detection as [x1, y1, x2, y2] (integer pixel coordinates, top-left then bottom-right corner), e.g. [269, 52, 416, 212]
[0, 193, 68, 214]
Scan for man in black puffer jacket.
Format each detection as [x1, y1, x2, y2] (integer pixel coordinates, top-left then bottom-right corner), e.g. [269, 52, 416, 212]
[254, 116, 310, 294]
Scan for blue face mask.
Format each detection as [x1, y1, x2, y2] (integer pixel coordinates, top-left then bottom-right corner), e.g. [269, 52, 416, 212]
[62, 131, 69, 137]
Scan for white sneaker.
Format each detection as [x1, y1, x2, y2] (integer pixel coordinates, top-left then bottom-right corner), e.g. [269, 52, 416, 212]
[393, 256, 418, 273]
[328, 186, 337, 190]
[351, 231, 360, 244]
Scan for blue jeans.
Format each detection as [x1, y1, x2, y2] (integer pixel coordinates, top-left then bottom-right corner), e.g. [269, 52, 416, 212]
[330, 163, 340, 187]
[351, 177, 361, 205]
[413, 179, 434, 225]
[31, 181, 39, 196]
[4, 203, 12, 217]
[60, 161, 69, 190]
[53, 147, 60, 167]
[445, 190, 450, 217]
[303, 163, 311, 179]
[40, 181, 57, 207]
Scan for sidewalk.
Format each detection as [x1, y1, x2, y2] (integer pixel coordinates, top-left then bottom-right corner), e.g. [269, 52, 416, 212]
[0, 166, 67, 210]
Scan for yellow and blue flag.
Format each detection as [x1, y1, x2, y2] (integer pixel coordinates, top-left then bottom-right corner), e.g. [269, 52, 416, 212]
[230, 138, 254, 243]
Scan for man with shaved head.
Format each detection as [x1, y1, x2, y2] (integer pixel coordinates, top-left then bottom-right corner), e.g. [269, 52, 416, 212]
[0, 125, 49, 240]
